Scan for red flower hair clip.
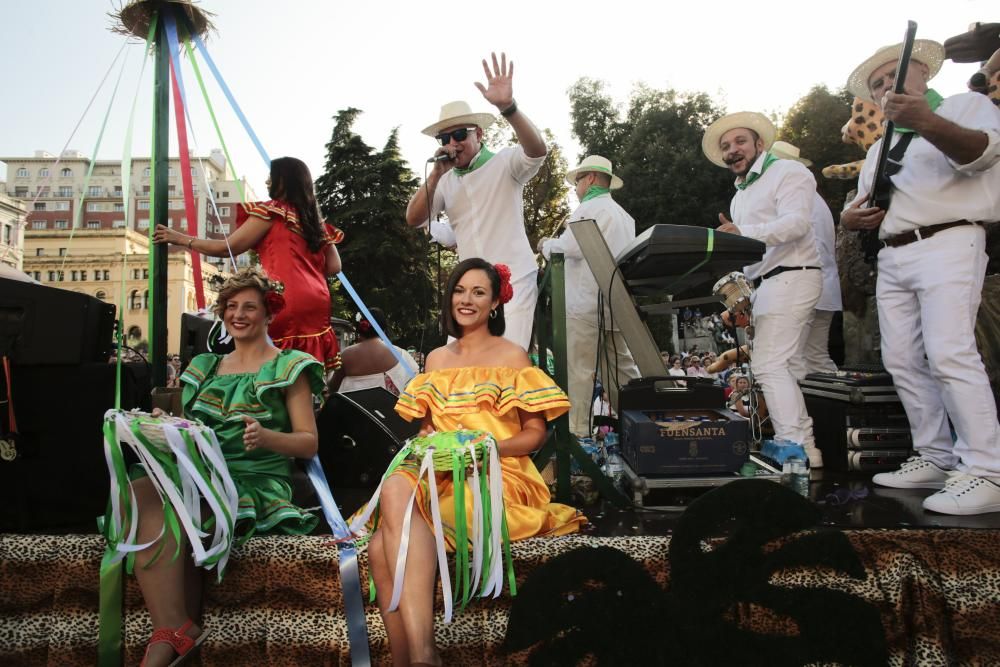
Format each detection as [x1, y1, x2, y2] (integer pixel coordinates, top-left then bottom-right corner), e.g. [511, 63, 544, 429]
[264, 290, 286, 317]
[494, 263, 514, 305]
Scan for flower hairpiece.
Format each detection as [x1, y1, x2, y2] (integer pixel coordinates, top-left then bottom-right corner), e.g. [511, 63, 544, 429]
[263, 278, 285, 316]
[494, 263, 513, 305]
[354, 311, 372, 333]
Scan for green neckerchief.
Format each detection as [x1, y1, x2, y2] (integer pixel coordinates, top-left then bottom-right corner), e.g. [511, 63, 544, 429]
[894, 89, 944, 134]
[453, 146, 495, 176]
[735, 152, 780, 191]
[581, 186, 611, 202]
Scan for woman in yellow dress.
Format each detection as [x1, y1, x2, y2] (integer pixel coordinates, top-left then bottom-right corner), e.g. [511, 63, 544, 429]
[366, 258, 585, 666]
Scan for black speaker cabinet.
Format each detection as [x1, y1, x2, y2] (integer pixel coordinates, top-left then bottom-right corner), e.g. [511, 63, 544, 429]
[0, 361, 151, 532]
[316, 388, 420, 490]
[0, 278, 116, 365]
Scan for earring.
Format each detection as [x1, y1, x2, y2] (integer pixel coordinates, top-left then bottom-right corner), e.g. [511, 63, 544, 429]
[490, 309, 497, 320]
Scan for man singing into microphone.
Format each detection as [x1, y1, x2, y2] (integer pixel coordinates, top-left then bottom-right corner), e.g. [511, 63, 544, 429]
[406, 52, 547, 350]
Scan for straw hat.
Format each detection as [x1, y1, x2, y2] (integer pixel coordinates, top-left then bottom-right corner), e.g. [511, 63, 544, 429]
[701, 112, 776, 168]
[769, 141, 812, 167]
[421, 101, 496, 137]
[846, 39, 945, 101]
[565, 155, 624, 189]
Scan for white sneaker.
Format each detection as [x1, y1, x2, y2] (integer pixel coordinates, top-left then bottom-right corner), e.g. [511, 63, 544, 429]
[872, 456, 950, 489]
[804, 445, 823, 469]
[922, 474, 1000, 515]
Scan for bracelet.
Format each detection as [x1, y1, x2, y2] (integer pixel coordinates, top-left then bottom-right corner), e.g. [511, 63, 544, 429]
[499, 99, 518, 118]
[187, 237, 195, 249]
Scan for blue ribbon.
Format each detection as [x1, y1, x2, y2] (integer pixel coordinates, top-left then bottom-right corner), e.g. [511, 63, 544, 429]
[189, 29, 270, 168]
[336, 271, 417, 381]
[306, 457, 371, 666]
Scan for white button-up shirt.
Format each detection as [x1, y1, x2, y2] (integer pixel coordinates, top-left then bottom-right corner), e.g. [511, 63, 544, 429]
[430, 145, 544, 281]
[811, 193, 843, 312]
[731, 154, 820, 280]
[848, 92, 1000, 237]
[541, 193, 636, 326]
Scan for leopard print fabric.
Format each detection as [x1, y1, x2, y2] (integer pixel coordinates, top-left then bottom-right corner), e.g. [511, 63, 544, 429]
[2, 530, 999, 665]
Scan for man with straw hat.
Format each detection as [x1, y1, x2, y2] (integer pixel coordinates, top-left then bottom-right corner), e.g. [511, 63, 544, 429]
[702, 112, 824, 468]
[406, 52, 547, 350]
[841, 38, 1000, 514]
[538, 156, 639, 438]
[769, 141, 843, 377]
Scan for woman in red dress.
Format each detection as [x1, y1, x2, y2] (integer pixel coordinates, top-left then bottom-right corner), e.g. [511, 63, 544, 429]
[155, 157, 343, 370]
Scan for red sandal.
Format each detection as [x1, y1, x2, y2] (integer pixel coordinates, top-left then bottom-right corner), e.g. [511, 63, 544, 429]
[139, 619, 208, 667]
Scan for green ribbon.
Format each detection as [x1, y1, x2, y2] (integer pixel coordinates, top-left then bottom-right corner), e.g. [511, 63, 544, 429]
[580, 186, 610, 202]
[452, 449, 469, 610]
[894, 88, 944, 134]
[735, 152, 779, 191]
[664, 228, 715, 294]
[453, 146, 495, 176]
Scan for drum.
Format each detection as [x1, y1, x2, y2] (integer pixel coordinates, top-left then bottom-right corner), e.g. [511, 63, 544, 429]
[712, 271, 754, 314]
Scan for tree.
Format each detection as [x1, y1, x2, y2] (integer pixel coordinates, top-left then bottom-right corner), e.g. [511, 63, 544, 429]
[315, 108, 437, 347]
[777, 85, 861, 214]
[567, 78, 628, 164]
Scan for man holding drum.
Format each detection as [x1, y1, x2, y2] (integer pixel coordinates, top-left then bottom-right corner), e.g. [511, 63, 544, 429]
[703, 112, 823, 467]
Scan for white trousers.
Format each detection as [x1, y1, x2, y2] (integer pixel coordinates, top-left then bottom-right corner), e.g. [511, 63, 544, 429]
[877, 225, 1000, 478]
[567, 317, 640, 437]
[751, 270, 822, 448]
[790, 309, 838, 380]
[503, 272, 539, 351]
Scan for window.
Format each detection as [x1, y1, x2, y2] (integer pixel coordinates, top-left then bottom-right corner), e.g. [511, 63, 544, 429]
[138, 201, 150, 210]
[33, 272, 41, 281]
[143, 289, 149, 309]
[87, 221, 100, 229]
[58, 186, 73, 197]
[137, 219, 149, 230]
[218, 206, 230, 217]
[16, 168, 28, 177]
[14, 187, 28, 197]
[132, 269, 141, 280]
[3, 225, 11, 244]
[38, 186, 50, 197]
[114, 203, 125, 212]
[169, 200, 182, 209]
[36, 248, 45, 256]
[143, 269, 149, 279]
[129, 289, 141, 310]
[103, 270, 110, 280]
[48, 271, 56, 281]
[34, 202, 46, 211]
[59, 248, 67, 256]
[60, 168, 72, 177]
[71, 270, 78, 281]
[143, 167, 150, 177]
[222, 191, 229, 197]
[54, 220, 68, 229]
[86, 202, 100, 212]
[220, 223, 230, 233]
[114, 186, 123, 196]
[168, 185, 176, 193]
[88, 186, 101, 196]
[168, 168, 175, 177]
[32, 221, 46, 230]
[95, 290, 107, 300]
[57, 271, 64, 281]
[80, 270, 87, 281]
[39, 168, 49, 178]
[53, 201, 70, 211]
[112, 219, 126, 228]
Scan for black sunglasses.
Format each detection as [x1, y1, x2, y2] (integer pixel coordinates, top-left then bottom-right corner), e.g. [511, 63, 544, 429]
[436, 127, 477, 146]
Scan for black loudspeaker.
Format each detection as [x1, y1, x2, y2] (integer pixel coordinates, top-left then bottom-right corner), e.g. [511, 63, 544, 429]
[0, 362, 151, 532]
[0, 278, 116, 365]
[179, 313, 234, 368]
[316, 388, 421, 489]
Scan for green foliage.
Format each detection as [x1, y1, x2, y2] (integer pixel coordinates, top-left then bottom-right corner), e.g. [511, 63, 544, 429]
[315, 108, 437, 348]
[777, 85, 861, 213]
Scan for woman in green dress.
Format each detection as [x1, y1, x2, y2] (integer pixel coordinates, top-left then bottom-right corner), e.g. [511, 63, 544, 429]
[137, 267, 324, 667]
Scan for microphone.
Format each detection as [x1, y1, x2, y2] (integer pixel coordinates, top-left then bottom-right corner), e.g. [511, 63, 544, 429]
[427, 154, 453, 163]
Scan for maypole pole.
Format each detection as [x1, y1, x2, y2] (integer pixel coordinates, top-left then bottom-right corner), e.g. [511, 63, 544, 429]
[115, 1, 213, 388]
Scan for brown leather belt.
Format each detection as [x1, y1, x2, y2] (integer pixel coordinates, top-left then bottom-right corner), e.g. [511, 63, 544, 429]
[881, 220, 982, 249]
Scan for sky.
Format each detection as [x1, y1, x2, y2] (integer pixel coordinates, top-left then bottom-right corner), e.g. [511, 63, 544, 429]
[1, 1, 996, 195]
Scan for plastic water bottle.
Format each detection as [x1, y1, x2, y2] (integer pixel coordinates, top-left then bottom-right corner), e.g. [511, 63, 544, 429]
[604, 442, 626, 491]
[782, 456, 809, 497]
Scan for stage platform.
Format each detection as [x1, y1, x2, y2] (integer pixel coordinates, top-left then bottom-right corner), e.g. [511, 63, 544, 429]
[2, 471, 1000, 666]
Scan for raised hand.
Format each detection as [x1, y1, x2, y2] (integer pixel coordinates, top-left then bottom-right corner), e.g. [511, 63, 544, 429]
[474, 52, 514, 110]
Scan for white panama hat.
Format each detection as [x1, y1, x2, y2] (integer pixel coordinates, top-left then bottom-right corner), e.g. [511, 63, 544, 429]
[421, 100, 496, 137]
[565, 155, 624, 189]
[846, 39, 945, 102]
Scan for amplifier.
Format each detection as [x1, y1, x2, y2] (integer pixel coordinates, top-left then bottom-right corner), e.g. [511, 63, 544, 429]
[848, 449, 912, 472]
[619, 376, 725, 412]
[846, 427, 912, 449]
[621, 408, 749, 476]
[800, 371, 912, 471]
